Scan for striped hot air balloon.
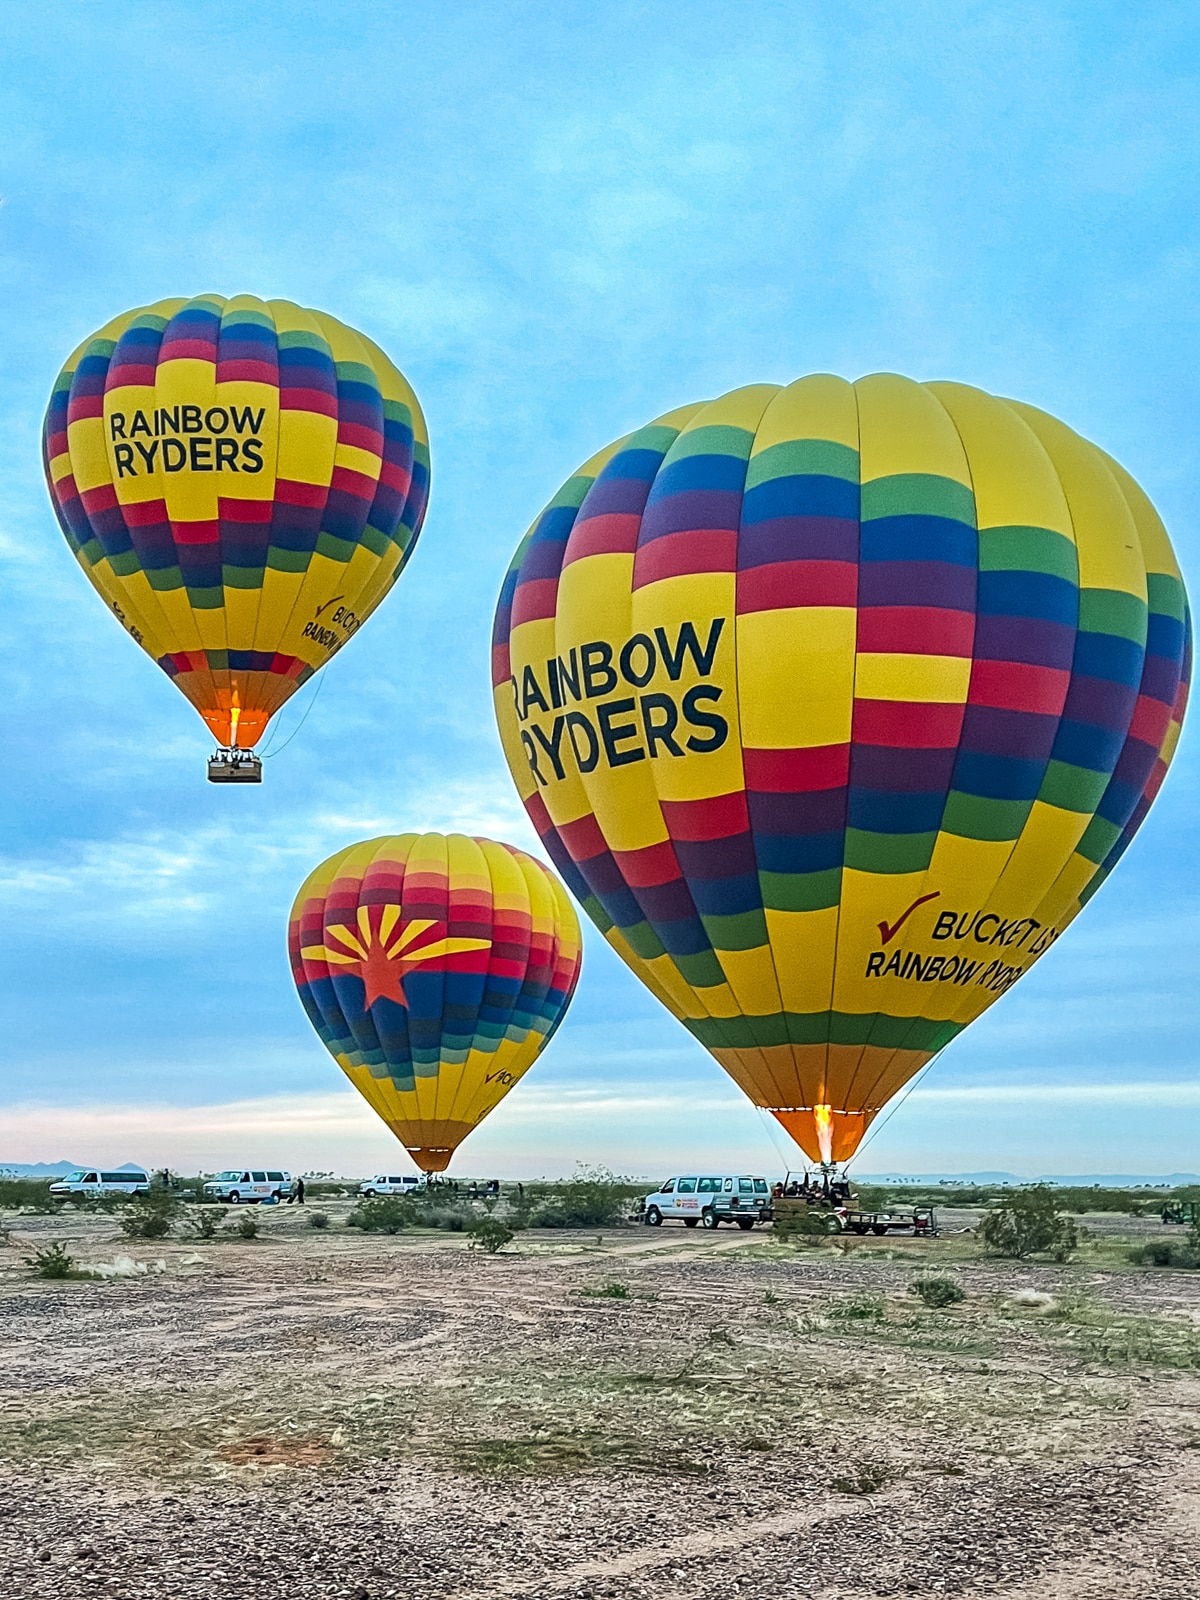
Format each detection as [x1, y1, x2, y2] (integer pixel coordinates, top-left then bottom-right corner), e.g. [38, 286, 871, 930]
[492, 376, 1190, 1166]
[289, 833, 582, 1174]
[42, 295, 429, 779]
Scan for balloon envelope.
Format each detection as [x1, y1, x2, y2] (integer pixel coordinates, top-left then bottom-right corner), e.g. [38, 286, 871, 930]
[289, 833, 582, 1172]
[492, 375, 1190, 1164]
[43, 295, 429, 750]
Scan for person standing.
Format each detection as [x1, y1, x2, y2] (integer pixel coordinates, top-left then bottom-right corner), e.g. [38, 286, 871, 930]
[290, 1175, 306, 1205]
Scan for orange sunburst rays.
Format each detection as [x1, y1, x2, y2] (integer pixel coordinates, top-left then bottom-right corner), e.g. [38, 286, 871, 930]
[301, 904, 491, 1011]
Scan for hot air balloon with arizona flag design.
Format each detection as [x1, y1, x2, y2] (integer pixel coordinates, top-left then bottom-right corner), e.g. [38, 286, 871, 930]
[289, 833, 582, 1174]
[493, 375, 1189, 1168]
[42, 295, 429, 782]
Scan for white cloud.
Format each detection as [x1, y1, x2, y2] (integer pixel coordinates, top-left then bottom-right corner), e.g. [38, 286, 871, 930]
[6, 1078, 1200, 1182]
[912, 1080, 1200, 1107]
[0, 1084, 755, 1179]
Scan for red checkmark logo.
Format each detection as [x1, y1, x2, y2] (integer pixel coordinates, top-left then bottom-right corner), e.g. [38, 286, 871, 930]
[877, 891, 940, 946]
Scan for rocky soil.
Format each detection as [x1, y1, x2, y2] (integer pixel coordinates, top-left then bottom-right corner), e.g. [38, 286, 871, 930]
[0, 1204, 1198, 1598]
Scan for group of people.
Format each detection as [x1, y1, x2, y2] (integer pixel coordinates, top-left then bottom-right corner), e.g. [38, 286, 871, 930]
[435, 1178, 506, 1199]
[771, 1173, 853, 1206]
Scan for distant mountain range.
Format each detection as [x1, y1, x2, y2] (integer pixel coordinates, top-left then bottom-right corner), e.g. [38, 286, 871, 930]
[0, 1161, 144, 1178]
[858, 1171, 1200, 1187]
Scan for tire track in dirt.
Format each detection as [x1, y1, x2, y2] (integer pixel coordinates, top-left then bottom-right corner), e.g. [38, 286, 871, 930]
[446, 1490, 904, 1597]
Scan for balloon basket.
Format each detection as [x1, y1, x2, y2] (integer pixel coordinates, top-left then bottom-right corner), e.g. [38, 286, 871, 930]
[207, 747, 263, 784]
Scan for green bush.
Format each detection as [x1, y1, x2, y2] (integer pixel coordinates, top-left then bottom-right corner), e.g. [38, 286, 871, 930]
[846, 1181, 1172, 1215]
[979, 1186, 1077, 1261]
[0, 1179, 58, 1214]
[909, 1276, 966, 1308]
[119, 1192, 181, 1240]
[27, 1242, 77, 1279]
[771, 1206, 841, 1243]
[307, 1211, 330, 1230]
[347, 1196, 415, 1234]
[186, 1206, 226, 1241]
[467, 1215, 514, 1253]
[515, 1166, 639, 1229]
[579, 1281, 631, 1299]
[1128, 1240, 1200, 1269]
[428, 1209, 468, 1231]
[230, 1212, 259, 1241]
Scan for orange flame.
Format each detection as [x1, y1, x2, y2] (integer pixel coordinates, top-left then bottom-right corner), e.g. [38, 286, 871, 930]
[813, 1103, 834, 1166]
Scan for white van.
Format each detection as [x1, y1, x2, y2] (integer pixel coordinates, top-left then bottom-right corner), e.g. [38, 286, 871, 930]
[359, 1174, 424, 1197]
[641, 1174, 772, 1230]
[49, 1169, 151, 1199]
[202, 1169, 291, 1204]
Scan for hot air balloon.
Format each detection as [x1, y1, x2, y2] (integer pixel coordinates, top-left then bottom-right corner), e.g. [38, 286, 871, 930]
[492, 376, 1190, 1168]
[42, 295, 429, 782]
[288, 833, 582, 1173]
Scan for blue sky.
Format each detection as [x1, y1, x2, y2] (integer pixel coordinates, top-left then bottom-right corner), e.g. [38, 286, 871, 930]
[2, 0, 1198, 1177]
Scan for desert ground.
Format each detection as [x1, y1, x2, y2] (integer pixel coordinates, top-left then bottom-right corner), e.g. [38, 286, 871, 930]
[1, 1200, 1198, 1599]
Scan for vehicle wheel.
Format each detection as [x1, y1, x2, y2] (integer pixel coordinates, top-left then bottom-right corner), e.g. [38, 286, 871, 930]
[872, 1225, 888, 1236]
[701, 1209, 719, 1230]
[646, 1207, 663, 1227]
[229, 1192, 241, 1204]
[823, 1214, 843, 1234]
[852, 1224, 869, 1236]
[737, 1218, 755, 1231]
[684, 1218, 699, 1229]
[364, 1188, 377, 1197]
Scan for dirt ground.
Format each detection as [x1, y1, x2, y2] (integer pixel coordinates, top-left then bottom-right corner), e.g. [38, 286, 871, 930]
[1, 1201, 1199, 1599]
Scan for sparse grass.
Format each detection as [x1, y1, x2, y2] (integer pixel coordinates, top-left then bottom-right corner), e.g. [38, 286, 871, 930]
[9, 1216, 1200, 1496]
[448, 1431, 713, 1476]
[232, 1212, 258, 1241]
[307, 1211, 330, 1230]
[829, 1292, 887, 1321]
[1032, 1296, 1200, 1370]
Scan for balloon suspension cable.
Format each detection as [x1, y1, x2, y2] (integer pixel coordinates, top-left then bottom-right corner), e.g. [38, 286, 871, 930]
[842, 1051, 946, 1176]
[754, 1105, 797, 1173]
[260, 668, 328, 760]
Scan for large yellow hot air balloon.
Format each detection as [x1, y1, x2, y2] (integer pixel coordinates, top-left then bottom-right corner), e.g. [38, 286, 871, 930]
[42, 295, 429, 780]
[492, 376, 1190, 1166]
[289, 833, 582, 1173]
